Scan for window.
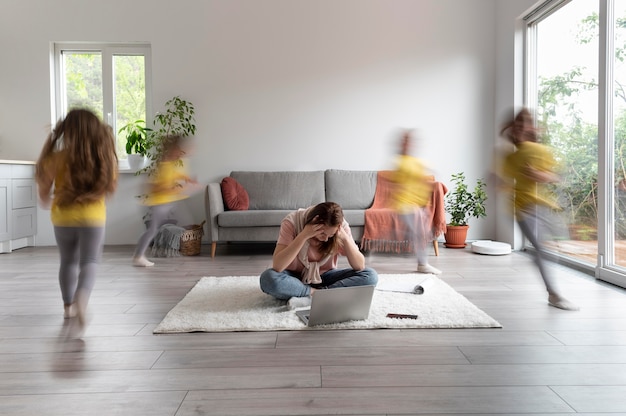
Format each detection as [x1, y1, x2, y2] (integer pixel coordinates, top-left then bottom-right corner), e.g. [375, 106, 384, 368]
[525, 0, 626, 288]
[526, 0, 599, 267]
[52, 43, 152, 167]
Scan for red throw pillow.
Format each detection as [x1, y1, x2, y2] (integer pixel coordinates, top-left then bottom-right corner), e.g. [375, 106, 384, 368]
[220, 177, 250, 210]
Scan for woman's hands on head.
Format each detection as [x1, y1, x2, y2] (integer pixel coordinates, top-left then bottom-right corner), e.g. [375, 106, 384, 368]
[303, 221, 341, 243]
[302, 215, 328, 241]
[302, 220, 324, 240]
[335, 225, 350, 247]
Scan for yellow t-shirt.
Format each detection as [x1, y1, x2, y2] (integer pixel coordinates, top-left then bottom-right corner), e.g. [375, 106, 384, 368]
[44, 151, 108, 227]
[502, 141, 560, 214]
[142, 160, 190, 206]
[390, 154, 431, 213]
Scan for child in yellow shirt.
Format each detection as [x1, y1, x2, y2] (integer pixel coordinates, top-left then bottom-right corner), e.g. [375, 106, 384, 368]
[500, 108, 578, 311]
[133, 135, 198, 266]
[390, 130, 440, 275]
[36, 108, 118, 336]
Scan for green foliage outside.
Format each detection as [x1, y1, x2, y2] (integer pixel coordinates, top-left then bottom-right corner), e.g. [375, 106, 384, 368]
[537, 12, 626, 239]
[114, 55, 147, 157]
[62, 52, 147, 158]
[63, 52, 103, 116]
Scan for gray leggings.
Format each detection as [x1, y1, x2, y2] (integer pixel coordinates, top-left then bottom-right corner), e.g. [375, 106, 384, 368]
[517, 205, 560, 295]
[54, 226, 105, 305]
[399, 207, 430, 265]
[134, 204, 172, 257]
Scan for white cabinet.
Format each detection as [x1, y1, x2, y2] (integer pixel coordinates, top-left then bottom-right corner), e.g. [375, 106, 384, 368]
[0, 162, 37, 253]
[0, 178, 9, 242]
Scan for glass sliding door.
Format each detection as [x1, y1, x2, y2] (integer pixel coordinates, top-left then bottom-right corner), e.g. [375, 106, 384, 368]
[603, 0, 626, 286]
[525, 0, 626, 288]
[528, 0, 599, 266]
[614, 0, 626, 269]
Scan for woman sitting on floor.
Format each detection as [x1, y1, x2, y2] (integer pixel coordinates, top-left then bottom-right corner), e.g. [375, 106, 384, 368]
[259, 202, 378, 309]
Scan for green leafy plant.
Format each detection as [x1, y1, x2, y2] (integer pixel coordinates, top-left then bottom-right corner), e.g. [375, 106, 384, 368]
[153, 96, 196, 137]
[119, 120, 151, 156]
[445, 172, 487, 226]
[144, 96, 196, 172]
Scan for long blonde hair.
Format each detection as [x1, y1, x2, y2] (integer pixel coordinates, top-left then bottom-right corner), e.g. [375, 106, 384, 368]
[36, 108, 118, 207]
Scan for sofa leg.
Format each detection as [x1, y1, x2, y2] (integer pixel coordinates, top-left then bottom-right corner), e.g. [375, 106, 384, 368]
[433, 240, 439, 256]
[211, 242, 217, 258]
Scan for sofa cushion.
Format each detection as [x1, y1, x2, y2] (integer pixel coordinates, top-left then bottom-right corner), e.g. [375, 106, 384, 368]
[218, 209, 365, 228]
[341, 209, 366, 227]
[325, 169, 377, 209]
[218, 210, 292, 227]
[230, 171, 325, 210]
[220, 177, 250, 210]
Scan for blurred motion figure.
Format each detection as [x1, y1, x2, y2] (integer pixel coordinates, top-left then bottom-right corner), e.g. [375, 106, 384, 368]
[35, 108, 118, 336]
[499, 108, 579, 311]
[133, 134, 198, 267]
[390, 129, 441, 275]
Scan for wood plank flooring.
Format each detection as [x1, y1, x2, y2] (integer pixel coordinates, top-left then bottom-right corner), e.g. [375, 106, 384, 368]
[1, 243, 626, 415]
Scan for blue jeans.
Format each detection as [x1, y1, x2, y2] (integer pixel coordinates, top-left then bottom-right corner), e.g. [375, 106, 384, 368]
[260, 267, 378, 300]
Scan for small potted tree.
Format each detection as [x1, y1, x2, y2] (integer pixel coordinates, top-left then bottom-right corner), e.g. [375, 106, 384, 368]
[444, 172, 487, 248]
[138, 96, 197, 227]
[119, 120, 151, 171]
[142, 96, 196, 175]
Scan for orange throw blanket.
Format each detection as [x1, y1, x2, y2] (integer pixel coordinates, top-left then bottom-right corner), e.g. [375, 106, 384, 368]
[360, 171, 448, 253]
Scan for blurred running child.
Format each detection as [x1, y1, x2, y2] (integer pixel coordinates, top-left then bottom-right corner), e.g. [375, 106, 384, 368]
[133, 134, 198, 266]
[35, 108, 118, 335]
[390, 129, 441, 275]
[499, 108, 579, 311]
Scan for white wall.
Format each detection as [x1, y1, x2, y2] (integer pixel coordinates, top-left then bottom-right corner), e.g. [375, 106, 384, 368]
[0, 0, 533, 246]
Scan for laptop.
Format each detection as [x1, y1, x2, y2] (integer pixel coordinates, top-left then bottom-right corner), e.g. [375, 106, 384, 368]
[295, 285, 376, 326]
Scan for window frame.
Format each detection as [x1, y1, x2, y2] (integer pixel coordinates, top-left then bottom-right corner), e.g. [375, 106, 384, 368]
[51, 42, 153, 169]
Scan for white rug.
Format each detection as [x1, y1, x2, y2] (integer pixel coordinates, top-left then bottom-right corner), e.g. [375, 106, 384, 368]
[153, 274, 501, 333]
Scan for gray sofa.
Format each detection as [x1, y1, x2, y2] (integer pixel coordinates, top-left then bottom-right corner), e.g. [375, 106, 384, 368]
[204, 170, 377, 257]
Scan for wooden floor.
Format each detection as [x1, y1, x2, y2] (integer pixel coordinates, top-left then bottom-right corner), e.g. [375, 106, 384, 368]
[2, 243, 626, 416]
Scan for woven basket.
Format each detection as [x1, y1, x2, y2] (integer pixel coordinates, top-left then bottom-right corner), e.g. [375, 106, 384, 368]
[180, 221, 205, 256]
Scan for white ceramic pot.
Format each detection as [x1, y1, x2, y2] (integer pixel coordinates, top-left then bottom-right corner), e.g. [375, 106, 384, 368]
[127, 154, 146, 170]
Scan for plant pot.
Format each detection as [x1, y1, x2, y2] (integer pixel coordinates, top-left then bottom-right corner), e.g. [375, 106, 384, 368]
[444, 224, 469, 248]
[128, 154, 146, 170]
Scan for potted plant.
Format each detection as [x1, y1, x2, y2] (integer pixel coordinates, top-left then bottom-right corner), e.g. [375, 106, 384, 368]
[444, 172, 487, 248]
[119, 120, 151, 171]
[143, 96, 196, 175]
